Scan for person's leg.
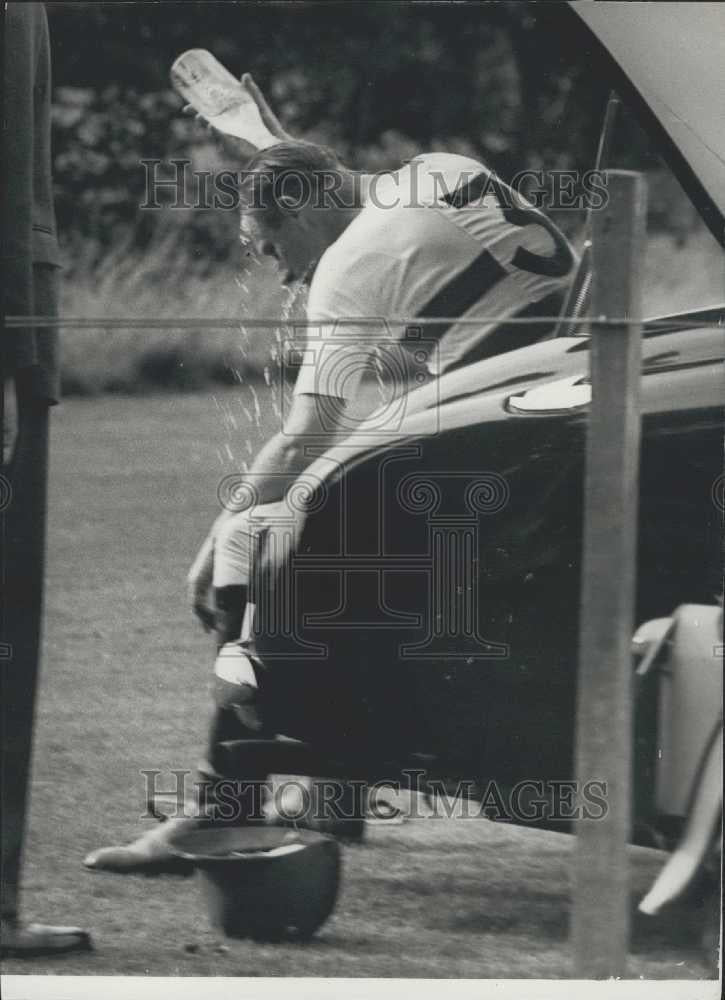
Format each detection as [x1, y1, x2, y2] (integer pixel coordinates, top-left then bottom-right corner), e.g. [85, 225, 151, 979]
[209, 515, 367, 837]
[1, 377, 50, 924]
[214, 584, 248, 647]
[196, 639, 269, 821]
[83, 512, 364, 873]
[197, 516, 270, 816]
[1, 298, 91, 952]
[83, 623, 272, 872]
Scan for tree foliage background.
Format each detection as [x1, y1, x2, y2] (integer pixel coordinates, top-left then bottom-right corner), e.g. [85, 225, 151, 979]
[45, 2, 708, 394]
[48, 1, 625, 265]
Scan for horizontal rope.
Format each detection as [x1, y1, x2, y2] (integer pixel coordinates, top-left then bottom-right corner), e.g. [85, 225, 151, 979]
[4, 315, 720, 330]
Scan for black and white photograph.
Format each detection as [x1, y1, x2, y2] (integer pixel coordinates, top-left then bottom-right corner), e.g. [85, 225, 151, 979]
[1, 2, 723, 996]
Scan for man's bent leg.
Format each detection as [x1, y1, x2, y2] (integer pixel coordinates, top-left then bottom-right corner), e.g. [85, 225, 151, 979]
[211, 513, 366, 837]
[83, 645, 271, 873]
[214, 585, 248, 647]
[196, 641, 269, 822]
[212, 507, 270, 650]
[83, 504, 362, 874]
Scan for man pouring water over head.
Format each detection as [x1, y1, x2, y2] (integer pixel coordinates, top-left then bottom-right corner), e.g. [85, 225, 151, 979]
[190, 134, 577, 644]
[85, 68, 576, 873]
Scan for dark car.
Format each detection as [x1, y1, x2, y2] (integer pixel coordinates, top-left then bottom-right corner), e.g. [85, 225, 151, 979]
[253, 306, 722, 796]
[249, 2, 723, 912]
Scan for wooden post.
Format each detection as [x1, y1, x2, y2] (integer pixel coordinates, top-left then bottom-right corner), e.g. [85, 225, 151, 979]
[573, 170, 647, 977]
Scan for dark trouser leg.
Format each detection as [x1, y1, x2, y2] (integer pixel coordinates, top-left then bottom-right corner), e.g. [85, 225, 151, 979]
[2, 266, 90, 948]
[1, 383, 50, 921]
[206, 581, 366, 835]
[206, 583, 260, 755]
[213, 584, 248, 648]
[197, 654, 367, 836]
[196, 607, 270, 823]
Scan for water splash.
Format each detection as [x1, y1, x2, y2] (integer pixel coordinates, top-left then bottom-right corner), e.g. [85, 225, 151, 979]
[209, 247, 310, 479]
[248, 383, 262, 424]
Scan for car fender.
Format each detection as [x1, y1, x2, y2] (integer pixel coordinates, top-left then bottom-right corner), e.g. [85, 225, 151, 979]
[652, 604, 722, 818]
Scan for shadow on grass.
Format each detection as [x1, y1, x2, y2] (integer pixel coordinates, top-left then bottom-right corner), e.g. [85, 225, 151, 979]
[421, 883, 717, 962]
[430, 887, 571, 941]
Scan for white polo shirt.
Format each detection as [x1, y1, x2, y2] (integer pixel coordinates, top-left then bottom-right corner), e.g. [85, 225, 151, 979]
[294, 152, 576, 400]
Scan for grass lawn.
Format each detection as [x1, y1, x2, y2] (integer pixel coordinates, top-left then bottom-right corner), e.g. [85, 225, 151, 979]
[2, 390, 718, 979]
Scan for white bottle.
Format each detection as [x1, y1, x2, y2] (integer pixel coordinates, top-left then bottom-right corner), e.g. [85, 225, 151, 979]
[170, 49, 277, 149]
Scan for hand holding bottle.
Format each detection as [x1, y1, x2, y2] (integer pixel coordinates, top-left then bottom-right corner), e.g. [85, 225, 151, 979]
[171, 50, 292, 160]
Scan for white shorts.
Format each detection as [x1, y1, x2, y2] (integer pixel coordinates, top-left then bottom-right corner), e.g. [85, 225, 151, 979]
[212, 501, 287, 588]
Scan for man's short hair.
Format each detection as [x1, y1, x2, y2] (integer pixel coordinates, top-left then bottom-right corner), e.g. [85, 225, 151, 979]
[240, 141, 349, 226]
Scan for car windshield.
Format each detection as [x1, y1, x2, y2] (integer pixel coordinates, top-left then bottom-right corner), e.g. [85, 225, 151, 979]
[555, 98, 724, 337]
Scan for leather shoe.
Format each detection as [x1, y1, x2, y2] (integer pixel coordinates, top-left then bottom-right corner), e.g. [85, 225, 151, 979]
[1, 919, 93, 957]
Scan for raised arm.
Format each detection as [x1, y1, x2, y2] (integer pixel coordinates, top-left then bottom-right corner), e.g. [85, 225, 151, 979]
[184, 72, 293, 162]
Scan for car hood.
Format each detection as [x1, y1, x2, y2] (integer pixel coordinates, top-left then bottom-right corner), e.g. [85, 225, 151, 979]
[296, 312, 723, 494]
[290, 338, 571, 497]
[569, 1, 725, 245]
